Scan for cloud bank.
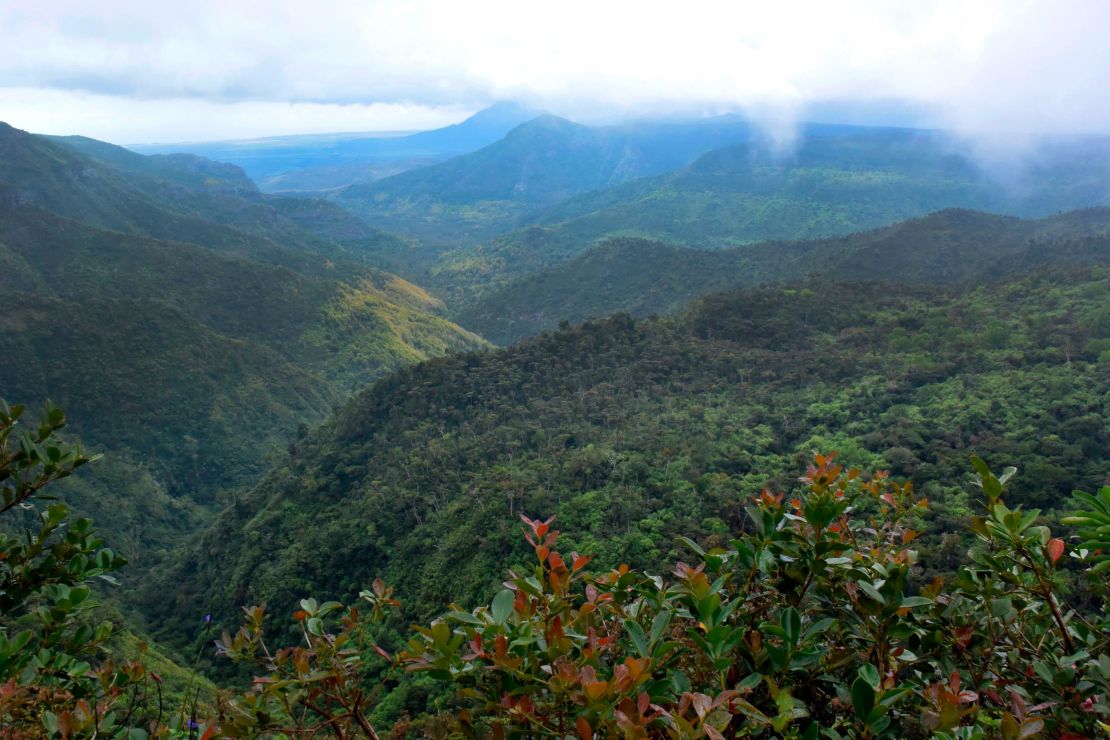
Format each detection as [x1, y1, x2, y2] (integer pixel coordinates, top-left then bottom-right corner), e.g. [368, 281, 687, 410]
[0, 0, 1107, 142]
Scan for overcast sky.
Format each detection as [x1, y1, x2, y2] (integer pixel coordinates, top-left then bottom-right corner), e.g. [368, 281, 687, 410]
[1, 0, 1107, 144]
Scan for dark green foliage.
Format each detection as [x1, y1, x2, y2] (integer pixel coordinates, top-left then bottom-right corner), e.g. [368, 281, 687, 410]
[422, 128, 1110, 299]
[145, 268, 1110, 660]
[0, 122, 486, 563]
[458, 208, 1110, 343]
[209, 458, 1109, 737]
[335, 114, 760, 244]
[0, 401, 136, 735]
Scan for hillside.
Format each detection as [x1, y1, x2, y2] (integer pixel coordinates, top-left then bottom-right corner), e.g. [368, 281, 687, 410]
[134, 102, 544, 191]
[0, 124, 488, 562]
[48, 128, 421, 272]
[0, 190, 483, 386]
[145, 266, 1110, 677]
[456, 208, 1110, 343]
[429, 127, 1110, 295]
[335, 114, 757, 243]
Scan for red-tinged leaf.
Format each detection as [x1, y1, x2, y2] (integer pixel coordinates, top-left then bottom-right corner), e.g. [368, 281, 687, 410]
[293, 610, 308, 621]
[548, 615, 565, 642]
[576, 716, 592, 740]
[585, 681, 608, 700]
[201, 728, 217, 740]
[880, 493, 895, 505]
[1010, 688, 1026, 719]
[1047, 538, 1065, 563]
[958, 691, 979, 703]
[150, 671, 162, 684]
[514, 588, 529, 615]
[1019, 719, 1044, 738]
[372, 644, 391, 660]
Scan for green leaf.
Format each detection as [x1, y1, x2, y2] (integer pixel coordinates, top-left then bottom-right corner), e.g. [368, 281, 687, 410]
[42, 711, 58, 735]
[856, 580, 886, 604]
[858, 664, 880, 692]
[677, 535, 706, 557]
[732, 697, 771, 725]
[898, 596, 933, 608]
[781, 607, 801, 644]
[490, 589, 515, 625]
[625, 619, 649, 657]
[851, 677, 875, 719]
[649, 610, 672, 646]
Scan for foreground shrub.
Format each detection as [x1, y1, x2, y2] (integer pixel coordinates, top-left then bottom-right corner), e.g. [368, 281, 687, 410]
[0, 401, 143, 737]
[220, 454, 1108, 737]
[3, 396, 1104, 736]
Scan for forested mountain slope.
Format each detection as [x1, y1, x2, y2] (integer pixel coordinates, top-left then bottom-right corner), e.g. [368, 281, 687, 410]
[457, 208, 1110, 343]
[0, 122, 487, 558]
[146, 267, 1110, 666]
[335, 114, 757, 243]
[133, 102, 543, 191]
[428, 128, 1110, 296]
[47, 129, 418, 271]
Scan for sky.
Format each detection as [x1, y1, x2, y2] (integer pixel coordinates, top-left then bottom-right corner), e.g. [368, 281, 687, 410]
[1, 0, 1108, 144]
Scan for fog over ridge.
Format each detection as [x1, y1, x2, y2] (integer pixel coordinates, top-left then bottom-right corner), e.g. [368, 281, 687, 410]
[1, 0, 1107, 150]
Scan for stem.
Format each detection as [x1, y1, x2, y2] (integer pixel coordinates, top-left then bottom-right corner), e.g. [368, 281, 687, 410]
[1017, 545, 1075, 654]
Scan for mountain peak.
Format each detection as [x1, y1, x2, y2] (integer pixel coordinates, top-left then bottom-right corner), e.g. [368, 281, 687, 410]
[503, 113, 583, 138]
[464, 101, 544, 126]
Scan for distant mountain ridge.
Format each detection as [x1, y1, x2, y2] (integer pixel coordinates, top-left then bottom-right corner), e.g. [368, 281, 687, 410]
[454, 207, 1110, 343]
[132, 102, 545, 192]
[335, 113, 758, 243]
[415, 125, 1110, 299]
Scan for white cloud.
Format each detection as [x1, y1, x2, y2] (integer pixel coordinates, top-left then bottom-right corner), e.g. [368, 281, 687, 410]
[0, 0, 1107, 142]
[0, 88, 472, 143]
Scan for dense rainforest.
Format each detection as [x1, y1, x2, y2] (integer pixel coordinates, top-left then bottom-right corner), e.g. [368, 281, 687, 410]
[2, 105, 1109, 736]
[456, 208, 1110, 343]
[0, 121, 485, 562]
[146, 266, 1109, 648]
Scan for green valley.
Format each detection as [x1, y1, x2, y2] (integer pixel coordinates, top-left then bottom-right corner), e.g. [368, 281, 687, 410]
[0, 122, 486, 563]
[456, 208, 1110, 343]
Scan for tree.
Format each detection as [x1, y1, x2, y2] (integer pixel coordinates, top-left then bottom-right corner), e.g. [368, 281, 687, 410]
[0, 400, 140, 737]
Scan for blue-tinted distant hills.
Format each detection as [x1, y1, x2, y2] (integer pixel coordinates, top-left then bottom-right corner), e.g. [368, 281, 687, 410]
[132, 101, 544, 191]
